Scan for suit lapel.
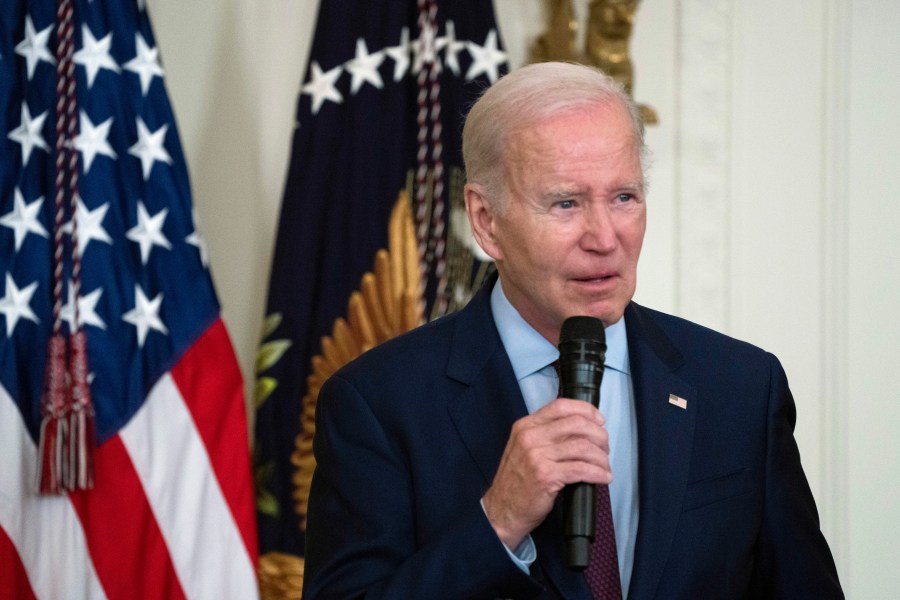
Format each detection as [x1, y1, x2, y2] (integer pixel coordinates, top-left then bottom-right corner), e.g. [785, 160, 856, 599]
[445, 279, 528, 486]
[624, 303, 697, 600]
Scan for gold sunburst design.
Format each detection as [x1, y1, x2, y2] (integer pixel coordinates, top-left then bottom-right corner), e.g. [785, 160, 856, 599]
[258, 551, 305, 600]
[258, 191, 423, 600]
[292, 190, 423, 527]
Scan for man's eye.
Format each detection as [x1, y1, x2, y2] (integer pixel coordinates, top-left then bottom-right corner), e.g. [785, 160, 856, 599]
[616, 193, 634, 203]
[558, 199, 574, 209]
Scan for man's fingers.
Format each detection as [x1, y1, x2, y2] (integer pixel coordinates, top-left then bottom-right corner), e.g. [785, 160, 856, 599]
[511, 406, 609, 452]
[527, 397, 606, 425]
[482, 400, 614, 547]
[541, 437, 611, 468]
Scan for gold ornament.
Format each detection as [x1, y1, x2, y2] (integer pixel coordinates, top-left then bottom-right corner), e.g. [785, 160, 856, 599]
[531, 0, 658, 124]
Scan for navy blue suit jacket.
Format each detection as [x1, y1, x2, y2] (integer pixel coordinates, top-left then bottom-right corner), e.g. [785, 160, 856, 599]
[303, 280, 842, 599]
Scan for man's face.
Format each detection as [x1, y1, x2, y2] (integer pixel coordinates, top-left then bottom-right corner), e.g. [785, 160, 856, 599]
[466, 101, 646, 344]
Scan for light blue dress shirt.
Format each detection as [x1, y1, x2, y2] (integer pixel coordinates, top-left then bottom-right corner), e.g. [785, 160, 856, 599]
[489, 279, 639, 597]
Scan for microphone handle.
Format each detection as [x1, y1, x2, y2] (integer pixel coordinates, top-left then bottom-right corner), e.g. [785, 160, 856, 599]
[563, 481, 595, 569]
[561, 377, 602, 570]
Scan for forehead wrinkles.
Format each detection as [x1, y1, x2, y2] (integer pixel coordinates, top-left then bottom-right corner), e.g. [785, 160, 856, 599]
[503, 126, 642, 194]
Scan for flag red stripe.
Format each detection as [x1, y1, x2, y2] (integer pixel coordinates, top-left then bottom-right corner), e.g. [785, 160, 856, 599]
[0, 525, 37, 600]
[170, 318, 259, 565]
[68, 434, 187, 600]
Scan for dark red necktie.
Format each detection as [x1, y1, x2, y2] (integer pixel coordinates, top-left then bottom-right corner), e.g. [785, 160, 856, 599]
[553, 361, 622, 599]
[585, 484, 622, 599]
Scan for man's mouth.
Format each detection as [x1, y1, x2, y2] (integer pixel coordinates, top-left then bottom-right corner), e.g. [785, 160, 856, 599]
[573, 272, 616, 283]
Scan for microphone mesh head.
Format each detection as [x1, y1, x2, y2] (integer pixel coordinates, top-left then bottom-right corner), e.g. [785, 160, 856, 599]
[560, 316, 605, 344]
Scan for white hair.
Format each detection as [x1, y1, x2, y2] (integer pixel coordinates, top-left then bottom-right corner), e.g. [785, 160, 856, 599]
[462, 62, 647, 208]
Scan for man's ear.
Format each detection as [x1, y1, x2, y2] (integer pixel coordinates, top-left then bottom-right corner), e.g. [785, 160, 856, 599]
[464, 183, 503, 261]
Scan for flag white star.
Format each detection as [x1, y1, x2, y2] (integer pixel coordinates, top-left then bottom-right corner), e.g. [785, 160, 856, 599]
[7, 102, 49, 166]
[412, 19, 439, 74]
[0, 188, 48, 251]
[465, 29, 507, 83]
[61, 283, 106, 332]
[185, 208, 209, 267]
[15, 16, 55, 80]
[122, 285, 168, 347]
[76, 111, 117, 173]
[301, 61, 343, 115]
[345, 38, 385, 94]
[0, 274, 40, 337]
[437, 21, 466, 76]
[74, 25, 120, 88]
[124, 33, 164, 96]
[383, 27, 410, 82]
[126, 200, 171, 265]
[128, 117, 171, 180]
[185, 230, 209, 267]
[61, 196, 113, 257]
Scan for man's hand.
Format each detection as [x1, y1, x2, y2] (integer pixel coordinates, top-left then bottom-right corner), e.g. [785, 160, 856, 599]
[481, 398, 612, 549]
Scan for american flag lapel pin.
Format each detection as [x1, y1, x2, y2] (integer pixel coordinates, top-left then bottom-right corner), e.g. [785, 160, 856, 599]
[668, 393, 688, 410]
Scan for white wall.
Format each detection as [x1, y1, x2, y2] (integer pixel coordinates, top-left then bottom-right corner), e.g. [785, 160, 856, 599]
[846, 2, 900, 594]
[151, 0, 900, 595]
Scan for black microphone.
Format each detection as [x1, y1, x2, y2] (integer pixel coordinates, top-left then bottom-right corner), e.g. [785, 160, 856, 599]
[558, 316, 606, 570]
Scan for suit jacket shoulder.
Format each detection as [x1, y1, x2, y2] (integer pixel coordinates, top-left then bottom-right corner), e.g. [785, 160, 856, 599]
[623, 301, 843, 599]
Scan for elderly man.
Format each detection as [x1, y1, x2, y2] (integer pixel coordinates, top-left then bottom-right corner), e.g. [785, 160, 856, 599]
[303, 62, 842, 599]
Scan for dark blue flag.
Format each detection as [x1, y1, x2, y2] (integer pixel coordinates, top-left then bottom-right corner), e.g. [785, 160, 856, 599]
[254, 0, 508, 562]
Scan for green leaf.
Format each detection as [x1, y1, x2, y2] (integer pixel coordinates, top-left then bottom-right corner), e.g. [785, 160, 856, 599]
[256, 339, 292, 374]
[256, 490, 281, 517]
[255, 376, 277, 408]
[253, 457, 279, 516]
[261, 312, 282, 340]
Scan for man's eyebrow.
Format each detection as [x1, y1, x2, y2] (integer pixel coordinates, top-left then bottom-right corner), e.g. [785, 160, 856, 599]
[618, 180, 645, 191]
[543, 186, 588, 199]
[540, 180, 645, 200]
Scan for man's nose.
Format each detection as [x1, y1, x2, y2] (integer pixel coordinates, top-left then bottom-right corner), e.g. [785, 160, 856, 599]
[579, 206, 617, 253]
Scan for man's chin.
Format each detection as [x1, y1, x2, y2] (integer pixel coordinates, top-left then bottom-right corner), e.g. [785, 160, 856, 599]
[571, 302, 627, 328]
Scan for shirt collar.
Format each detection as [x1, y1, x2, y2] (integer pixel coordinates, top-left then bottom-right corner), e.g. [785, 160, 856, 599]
[490, 279, 631, 380]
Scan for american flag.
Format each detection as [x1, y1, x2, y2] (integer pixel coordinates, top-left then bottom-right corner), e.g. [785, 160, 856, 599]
[0, 1, 258, 598]
[254, 0, 506, 561]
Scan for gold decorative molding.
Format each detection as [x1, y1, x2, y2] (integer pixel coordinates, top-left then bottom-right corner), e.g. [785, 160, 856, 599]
[531, 0, 658, 124]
